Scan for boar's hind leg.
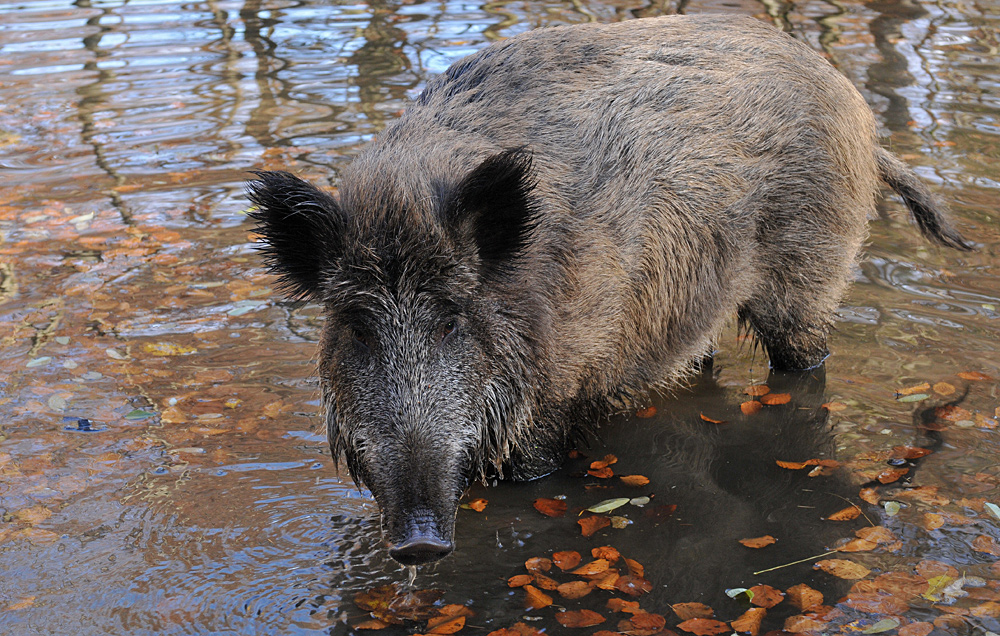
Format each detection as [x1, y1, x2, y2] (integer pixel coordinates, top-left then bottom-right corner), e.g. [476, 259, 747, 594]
[738, 299, 831, 371]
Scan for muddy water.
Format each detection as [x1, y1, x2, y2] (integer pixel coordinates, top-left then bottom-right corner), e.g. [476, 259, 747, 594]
[0, 0, 997, 634]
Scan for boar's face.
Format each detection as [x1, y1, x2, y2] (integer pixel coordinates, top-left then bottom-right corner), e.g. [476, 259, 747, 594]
[246, 150, 538, 565]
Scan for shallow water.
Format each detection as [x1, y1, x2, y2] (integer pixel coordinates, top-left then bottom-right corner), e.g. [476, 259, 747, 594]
[0, 0, 997, 634]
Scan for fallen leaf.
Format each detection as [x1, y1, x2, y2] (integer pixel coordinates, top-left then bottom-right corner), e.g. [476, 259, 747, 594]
[786, 584, 823, 611]
[972, 535, 1000, 556]
[841, 592, 908, 614]
[895, 486, 950, 506]
[523, 585, 552, 610]
[877, 467, 909, 484]
[615, 575, 652, 597]
[552, 550, 582, 571]
[586, 498, 630, 514]
[607, 598, 642, 613]
[486, 623, 544, 636]
[629, 612, 666, 631]
[572, 559, 610, 576]
[588, 466, 614, 479]
[897, 393, 930, 403]
[933, 382, 956, 396]
[508, 575, 533, 588]
[815, 559, 871, 579]
[635, 407, 657, 418]
[524, 557, 552, 573]
[897, 382, 930, 396]
[623, 557, 645, 578]
[700, 413, 726, 424]
[936, 405, 973, 422]
[822, 401, 847, 411]
[464, 498, 487, 512]
[898, 622, 934, 636]
[672, 602, 714, 620]
[594, 571, 620, 590]
[578, 515, 611, 537]
[555, 609, 605, 628]
[731, 607, 765, 635]
[557, 580, 593, 599]
[760, 393, 791, 405]
[677, 618, 730, 635]
[532, 573, 559, 590]
[958, 371, 994, 381]
[859, 488, 880, 504]
[784, 614, 828, 633]
[619, 474, 650, 487]
[591, 546, 621, 563]
[745, 385, 770, 397]
[826, 505, 862, 521]
[738, 535, 776, 548]
[533, 498, 567, 517]
[891, 446, 932, 460]
[5, 596, 35, 611]
[748, 584, 784, 608]
[590, 454, 618, 469]
[426, 614, 466, 634]
[740, 400, 762, 415]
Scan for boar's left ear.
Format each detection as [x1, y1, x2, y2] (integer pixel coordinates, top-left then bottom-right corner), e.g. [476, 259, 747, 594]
[447, 148, 539, 275]
[246, 171, 347, 301]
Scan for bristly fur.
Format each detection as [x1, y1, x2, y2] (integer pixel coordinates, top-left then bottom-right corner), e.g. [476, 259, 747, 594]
[245, 171, 347, 300]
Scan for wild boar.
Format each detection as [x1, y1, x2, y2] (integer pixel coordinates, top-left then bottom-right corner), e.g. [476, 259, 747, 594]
[246, 14, 969, 565]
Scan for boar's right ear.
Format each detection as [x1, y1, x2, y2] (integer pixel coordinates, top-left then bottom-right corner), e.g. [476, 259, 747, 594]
[246, 171, 346, 301]
[448, 148, 539, 275]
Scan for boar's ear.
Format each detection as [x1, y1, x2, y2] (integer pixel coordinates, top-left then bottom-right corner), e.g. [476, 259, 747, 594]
[448, 148, 539, 274]
[246, 171, 346, 301]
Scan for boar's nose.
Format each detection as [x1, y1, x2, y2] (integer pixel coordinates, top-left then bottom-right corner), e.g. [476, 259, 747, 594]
[389, 535, 454, 565]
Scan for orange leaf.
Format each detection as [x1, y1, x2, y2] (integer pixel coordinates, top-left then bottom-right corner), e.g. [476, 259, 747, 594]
[814, 559, 871, 579]
[591, 546, 621, 562]
[466, 498, 488, 512]
[619, 474, 650, 487]
[533, 498, 567, 517]
[859, 488, 880, 504]
[740, 400, 762, 415]
[427, 615, 466, 634]
[738, 535, 776, 548]
[523, 585, 552, 610]
[630, 612, 667, 631]
[635, 406, 657, 418]
[555, 609, 605, 628]
[508, 574, 533, 588]
[623, 558, 645, 578]
[594, 571, 620, 590]
[842, 592, 908, 614]
[897, 382, 930, 396]
[571, 559, 610, 576]
[607, 598, 642, 613]
[749, 584, 784, 608]
[533, 573, 559, 590]
[898, 623, 934, 636]
[933, 382, 956, 395]
[524, 557, 552, 573]
[776, 460, 807, 469]
[700, 413, 726, 424]
[677, 618, 731, 635]
[438, 605, 475, 618]
[486, 623, 544, 636]
[588, 466, 614, 479]
[578, 515, 611, 537]
[552, 550, 582, 570]
[745, 385, 770, 397]
[760, 392, 791, 405]
[731, 607, 765, 635]
[672, 602, 714, 620]
[356, 619, 391, 630]
[590, 454, 618, 469]
[557, 580, 593, 599]
[877, 467, 909, 484]
[973, 535, 1000, 556]
[822, 401, 847, 411]
[615, 575, 652, 597]
[785, 584, 823, 611]
[826, 505, 862, 521]
[958, 371, 994, 381]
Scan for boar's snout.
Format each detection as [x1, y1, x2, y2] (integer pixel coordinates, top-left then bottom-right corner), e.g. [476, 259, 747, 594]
[386, 511, 455, 565]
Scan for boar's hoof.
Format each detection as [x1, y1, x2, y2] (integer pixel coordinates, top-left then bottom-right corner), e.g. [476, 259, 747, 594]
[388, 535, 454, 565]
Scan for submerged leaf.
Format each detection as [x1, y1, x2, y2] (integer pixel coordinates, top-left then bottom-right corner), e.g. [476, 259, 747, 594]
[619, 474, 650, 487]
[814, 559, 871, 580]
[586, 498, 630, 514]
[738, 535, 776, 548]
[555, 609, 605, 628]
[677, 618, 730, 635]
[552, 550, 582, 571]
[578, 515, 611, 537]
[533, 498, 567, 517]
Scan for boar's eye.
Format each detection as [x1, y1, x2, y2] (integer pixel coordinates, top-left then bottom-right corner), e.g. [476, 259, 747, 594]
[351, 328, 371, 352]
[438, 319, 457, 344]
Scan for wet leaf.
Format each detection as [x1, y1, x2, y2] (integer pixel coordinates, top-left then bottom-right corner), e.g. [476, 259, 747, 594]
[555, 609, 605, 628]
[5, 597, 36, 611]
[523, 585, 552, 610]
[898, 622, 934, 636]
[748, 584, 784, 608]
[623, 557, 644, 578]
[784, 614, 828, 633]
[826, 505, 862, 521]
[607, 598, 642, 613]
[876, 467, 908, 484]
[672, 602, 714, 620]
[731, 607, 765, 635]
[508, 575, 533, 588]
[842, 592, 908, 614]
[532, 573, 559, 591]
[933, 382, 956, 395]
[958, 371, 994, 381]
[738, 535, 776, 548]
[822, 401, 847, 411]
[590, 454, 618, 469]
[124, 408, 156, 420]
[745, 385, 770, 397]
[578, 515, 611, 537]
[897, 393, 930, 403]
[629, 612, 666, 631]
[786, 584, 823, 611]
[533, 498, 567, 517]
[635, 406, 657, 418]
[571, 558, 610, 576]
[814, 559, 870, 579]
[619, 474, 650, 487]
[557, 580, 593, 599]
[586, 498, 630, 514]
[891, 446, 932, 459]
[973, 535, 1000, 556]
[935, 405, 973, 422]
[461, 498, 487, 512]
[740, 400, 762, 415]
[594, 571, 620, 590]
[486, 624, 544, 636]
[859, 488, 880, 504]
[760, 392, 791, 405]
[588, 466, 614, 479]
[552, 550, 582, 571]
[14, 505, 52, 525]
[426, 615, 465, 634]
[677, 618, 730, 635]
[895, 486, 949, 506]
[984, 502, 1000, 522]
[614, 574, 652, 597]
[629, 496, 650, 506]
[524, 557, 552, 573]
[884, 501, 901, 516]
[896, 382, 930, 396]
[591, 546, 620, 563]
[700, 413, 726, 424]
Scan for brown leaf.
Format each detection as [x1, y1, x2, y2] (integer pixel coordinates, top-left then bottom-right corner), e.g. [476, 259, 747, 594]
[636, 406, 657, 418]
[841, 592, 908, 614]
[524, 557, 552, 573]
[760, 393, 791, 405]
[619, 474, 650, 487]
[784, 614, 829, 633]
[465, 498, 488, 512]
[630, 612, 667, 631]
[623, 557, 645, 578]
[738, 535, 776, 548]
[677, 618, 730, 635]
[486, 623, 545, 636]
[826, 505, 862, 521]
[745, 385, 770, 397]
[615, 575, 652, 597]
[588, 466, 614, 479]
[786, 584, 823, 611]
[859, 487, 880, 504]
[523, 585, 552, 610]
[672, 602, 714, 620]
[533, 573, 559, 590]
[973, 535, 1000, 556]
[557, 580, 594, 599]
[822, 401, 847, 411]
[590, 454, 619, 469]
[897, 382, 930, 396]
[552, 550, 582, 571]
[555, 609, 605, 628]
[572, 559, 610, 576]
[578, 515, 611, 537]
[814, 559, 871, 579]
[533, 498, 567, 517]
[740, 400, 762, 415]
[700, 413, 726, 424]
[731, 607, 765, 635]
[877, 467, 909, 484]
[438, 605, 475, 618]
[507, 574, 533, 588]
[607, 598, 642, 614]
[427, 615, 466, 634]
[898, 623, 934, 636]
[591, 546, 621, 562]
[895, 485, 950, 506]
[936, 404, 973, 422]
[594, 571, 620, 590]
[748, 584, 784, 608]
[958, 371, 994, 381]
[355, 619, 391, 630]
[932, 382, 956, 396]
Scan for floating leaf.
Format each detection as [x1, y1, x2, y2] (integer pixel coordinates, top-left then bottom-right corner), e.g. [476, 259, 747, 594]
[588, 467, 614, 479]
[814, 559, 871, 579]
[933, 382, 956, 396]
[533, 498, 567, 517]
[607, 598, 641, 613]
[822, 401, 847, 411]
[614, 575, 652, 597]
[557, 581, 593, 599]
[745, 385, 770, 397]
[552, 551, 582, 571]
[738, 535, 776, 548]
[124, 409, 156, 421]
[524, 557, 552, 573]
[462, 498, 487, 512]
[523, 585, 552, 610]
[731, 607, 765, 635]
[629, 496, 650, 506]
[884, 501, 901, 516]
[748, 584, 784, 608]
[554, 609, 605, 628]
[826, 505, 862, 521]
[672, 602, 714, 620]
[877, 467, 909, 484]
[590, 454, 618, 469]
[426, 614, 465, 634]
[726, 588, 752, 600]
[571, 559, 610, 576]
[896, 382, 930, 396]
[635, 407, 657, 418]
[896, 393, 930, 403]
[586, 498, 630, 514]
[972, 535, 1000, 556]
[786, 584, 823, 611]
[985, 502, 1000, 523]
[740, 400, 762, 415]
[677, 618, 730, 635]
[700, 413, 726, 424]
[859, 488, 879, 504]
[619, 474, 650, 487]
[843, 593, 908, 614]
[891, 446, 932, 459]
[532, 573, 558, 590]
[578, 515, 611, 537]
[591, 546, 620, 563]
[629, 612, 666, 631]
[508, 575, 533, 588]
[760, 393, 791, 405]
[958, 371, 994, 381]
[898, 623, 934, 636]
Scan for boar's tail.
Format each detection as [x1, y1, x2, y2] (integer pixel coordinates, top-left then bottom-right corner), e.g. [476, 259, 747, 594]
[876, 148, 973, 250]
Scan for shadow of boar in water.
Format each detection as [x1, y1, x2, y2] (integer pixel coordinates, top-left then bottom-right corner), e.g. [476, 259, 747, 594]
[246, 15, 970, 565]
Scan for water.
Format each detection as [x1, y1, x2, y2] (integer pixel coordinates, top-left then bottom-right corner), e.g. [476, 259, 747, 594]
[0, 0, 997, 634]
